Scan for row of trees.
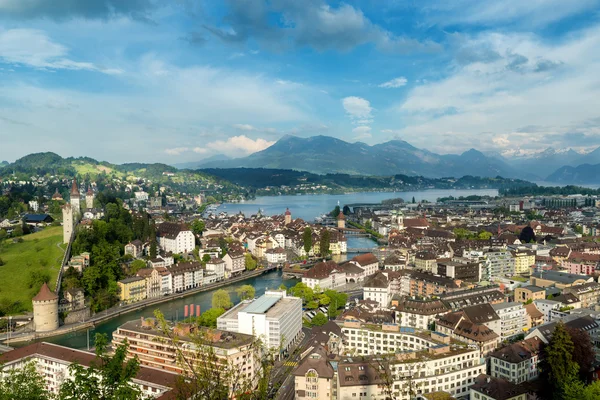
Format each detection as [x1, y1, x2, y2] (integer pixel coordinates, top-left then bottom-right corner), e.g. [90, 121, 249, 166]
[287, 282, 348, 318]
[302, 227, 333, 257]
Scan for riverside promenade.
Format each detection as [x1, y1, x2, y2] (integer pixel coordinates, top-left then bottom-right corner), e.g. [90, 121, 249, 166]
[1, 266, 277, 345]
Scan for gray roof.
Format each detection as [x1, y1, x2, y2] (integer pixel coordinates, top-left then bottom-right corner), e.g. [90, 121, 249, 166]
[531, 270, 590, 284]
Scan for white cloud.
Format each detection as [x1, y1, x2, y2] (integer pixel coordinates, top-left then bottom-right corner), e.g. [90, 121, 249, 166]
[0, 28, 121, 74]
[342, 96, 373, 121]
[165, 147, 189, 155]
[352, 125, 372, 141]
[393, 26, 600, 153]
[205, 135, 275, 156]
[379, 77, 408, 88]
[193, 147, 208, 154]
[233, 124, 257, 131]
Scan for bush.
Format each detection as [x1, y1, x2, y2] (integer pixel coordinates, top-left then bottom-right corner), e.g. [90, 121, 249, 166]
[0, 257, 4, 266]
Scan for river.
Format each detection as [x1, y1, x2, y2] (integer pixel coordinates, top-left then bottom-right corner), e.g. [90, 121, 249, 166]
[42, 188, 497, 349]
[216, 189, 499, 221]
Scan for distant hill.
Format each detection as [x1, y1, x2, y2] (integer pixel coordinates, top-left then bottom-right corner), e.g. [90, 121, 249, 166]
[546, 163, 600, 184]
[173, 154, 231, 169]
[200, 135, 532, 179]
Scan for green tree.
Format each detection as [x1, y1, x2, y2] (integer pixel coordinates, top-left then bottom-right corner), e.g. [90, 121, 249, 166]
[290, 282, 314, 303]
[129, 259, 147, 275]
[245, 253, 257, 271]
[236, 284, 255, 301]
[58, 333, 142, 400]
[278, 283, 287, 291]
[306, 300, 319, 310]
[198, 307, 225, 328]
[412, 196, 416, 203]
[202, 254, 212, 263]
[342, 205, 351, 215]
[318, 294, 331, 306]
[541, 321, 579, 399]
[325, 289, 348, 317]
[567, 327, 595, 381]
[453, 228, 472, 240]
[191, 219, 206, 236]
[319, 229, 330, 256]
[330, 205, 341, 218]
[477, 231, 492, 240]
[302, 227, 313, 256]
[311, 312, 328, 326]
[0, 229, 7, 240]
[212, 289, 232, 309]
[0, 360, 52, 400]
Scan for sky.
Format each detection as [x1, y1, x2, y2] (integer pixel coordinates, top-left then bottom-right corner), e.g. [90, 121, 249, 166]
[1, 0, 600, 164]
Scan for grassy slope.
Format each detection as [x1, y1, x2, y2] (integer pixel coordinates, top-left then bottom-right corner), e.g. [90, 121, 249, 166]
[0, 226, 65, 312]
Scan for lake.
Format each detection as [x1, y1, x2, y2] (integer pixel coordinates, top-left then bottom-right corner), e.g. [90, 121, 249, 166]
[216, 189, 499, 221]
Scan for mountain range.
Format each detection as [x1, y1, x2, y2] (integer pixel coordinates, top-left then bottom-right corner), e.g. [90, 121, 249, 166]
[193, 135, 600, 182]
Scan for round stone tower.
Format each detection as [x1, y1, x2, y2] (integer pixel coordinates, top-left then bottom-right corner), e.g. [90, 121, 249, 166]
[284, 208, 292, 225]
[337, 211, 346, 229]
[33, 282, 59, 332]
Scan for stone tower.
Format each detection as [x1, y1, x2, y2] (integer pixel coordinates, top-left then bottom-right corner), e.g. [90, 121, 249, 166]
[33, 282, 59, 332]
[85, 185, 94, 209]
[397, 210, 404, 230]
[62, 203, 73, 244]
[337, 211, 346, 229]
[284, 208, 292, 225]
[70, 178, 80, 212]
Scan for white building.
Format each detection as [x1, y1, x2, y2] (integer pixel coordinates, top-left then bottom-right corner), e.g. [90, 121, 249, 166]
[492, 302, 527, 341]
[0, 342, 177, 398]
[265, 247, 287, 264]
[205, 257, 225, 281]
[168, 262, 203, 293]
[156, 222, 195, 254]
[533, 299, 561, 323]
[223, 249, 246, 278]
[362, 271, 390, 308]
[348, 253, 379, 277]
[392, 298, 449, 331]
[217, 290, 302, 354]
[134, 191, 149, 201]
[302, 261, 346, 291]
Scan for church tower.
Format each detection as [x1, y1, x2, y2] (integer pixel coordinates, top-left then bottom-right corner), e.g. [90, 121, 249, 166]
[70, 178, 80, 212]
[85, 185, 95, 209]
[62, 203, 73, 244]
[284, 208, 292, 225]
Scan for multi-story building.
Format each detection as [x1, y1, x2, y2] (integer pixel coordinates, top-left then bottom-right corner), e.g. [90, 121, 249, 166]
[117, 276, 147, 303]
[562, 252, 600, 275]
[136, 267, 162, 298]
[489, 337, 543, 384]
[362, 271, 390, 307]
[492, 302, 527, 341]
[514, 285, 545, 303]
[414, 251, 437, 271]
[112, 318, 260, 392]
[223, 248, 246, 278]
[156, 222, 195, 255]
[469, 374, 529, 400]
[0, 342, 178, 398]
[337, 343, 485, 400]
[124, 239, 144, 258]
[302, 261, 346, 291]
[293, 348, 335, 400]
[168, 262, 203, 292]
[433, 258, 481, 282]
[348, 253, 379, 277]
[205, 257, 226, 281]
[217, 290, 302, 354]
[511, 248, 535, 275]
[533, 299, 561, 323]
[391, 298, 449, 330]
[407, 270, 461, 297]
[265, 247, 287, 264]
[530, 270, 593, 289]
[563, 282, 600, 308]
[484, 249, 515, 279]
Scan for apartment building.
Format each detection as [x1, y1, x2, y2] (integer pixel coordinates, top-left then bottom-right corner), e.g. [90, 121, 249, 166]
[511, 248, 535, 275]
[223, 248, 246, 278]
[491, 302, 527, 341]
[484, 249, 515, 279]
[362, 271, 391, 307]
[514, 286, 545, 303]
[0, 342, 177, 399]
[302, 260, 347, 291]
[489, 337, 543, 384]
[168, 262, 203, 292]
[563, 282, 600, 308]
[112, 318, 260, 392]
[117, 276, 147, 303]
[391, 298, 449, 330]
[156, 222, 195, 255]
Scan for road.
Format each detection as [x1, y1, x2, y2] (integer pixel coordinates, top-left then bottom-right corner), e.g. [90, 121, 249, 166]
[270, 327, 312, 400]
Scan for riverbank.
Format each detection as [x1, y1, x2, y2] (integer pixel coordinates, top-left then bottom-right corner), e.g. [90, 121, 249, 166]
[1, 267, 276, 344]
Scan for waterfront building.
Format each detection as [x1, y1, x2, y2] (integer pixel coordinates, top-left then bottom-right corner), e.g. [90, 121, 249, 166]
[137, 267, 162, 298]
[117, 276, 147, 303]
[205, 257, 226, 281]
[33, 283, 59, 332]
[156, 221, 195, 254]
[217, 290, 302, 354]
[168, 262, 203, 292]
[223, 248, 246, 278]
[302, 260, 346, 291]
[0, 342, 178, 398]
[265, 247, 287, 264]
[348, 253, 379, 277]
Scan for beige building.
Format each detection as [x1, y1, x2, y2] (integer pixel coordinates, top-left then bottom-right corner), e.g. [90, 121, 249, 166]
[33, 283, 59, 332]
[511, 248, 535, 275]
[293, 348, 335, 400]
[112, 318, 260, 393]
[514, 286, 545, 303]
[117, 276, 147, 303]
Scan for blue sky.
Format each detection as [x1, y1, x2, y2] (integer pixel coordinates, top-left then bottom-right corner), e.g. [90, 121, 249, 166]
[1, 0, 599, 164]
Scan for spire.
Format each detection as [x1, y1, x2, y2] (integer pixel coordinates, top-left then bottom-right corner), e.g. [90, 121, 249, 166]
[33, 282, 58, 302]
[337, 211, 346, 220]
[70, 178, 79, 196]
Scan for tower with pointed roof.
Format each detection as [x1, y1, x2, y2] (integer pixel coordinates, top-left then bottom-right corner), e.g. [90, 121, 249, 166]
[337, 211, 346, 229]
[85, 185, 95, 209]
[284, 208, 292, 225]
[62, 203, 73, 244]
[70, 178, 80, 212]
[32, 282, 59, 332]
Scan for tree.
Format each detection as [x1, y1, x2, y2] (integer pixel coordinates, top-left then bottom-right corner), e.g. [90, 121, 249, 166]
[519, 226, 536, 243]
[212, 289, 232, 309]
[342, 205, 350, 215]
[0, 360, 52, 400]
[330, 205, 340, 218]
[236, 285, 255, 301]
[58, 333, 142, 400]
[278, 283, 287, 291]
[191, 219, 206, 236]
[202, 254, 212, 263]
[311, 312, 328, 326]
[541, 321, 579, 399]
[289, 282, 314, 303]
[302, 227, 312, 256]
[319, 229, 330, 256]
[317, 293, 330, 306]
[198, 307, 225, 328]
[412, 196, 416, 204]
[566, 327, 595, 381]
[477, 231, 492, 240]
[149, 240, 157, 259]
[306, 300, 319, 310]
[0, 229, 7, 240]
[129, 259, 147, 275]
[244, 253, 257, 271]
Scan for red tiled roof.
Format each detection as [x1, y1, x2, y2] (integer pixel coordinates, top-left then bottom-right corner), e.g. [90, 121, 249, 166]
[32, 282, 58, 302]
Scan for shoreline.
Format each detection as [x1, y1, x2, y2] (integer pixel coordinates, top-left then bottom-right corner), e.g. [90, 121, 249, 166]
[2, 267, 275, 345]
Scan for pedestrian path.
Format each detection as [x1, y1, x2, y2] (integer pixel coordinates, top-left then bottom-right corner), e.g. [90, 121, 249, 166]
[283, 361, 298, 367]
